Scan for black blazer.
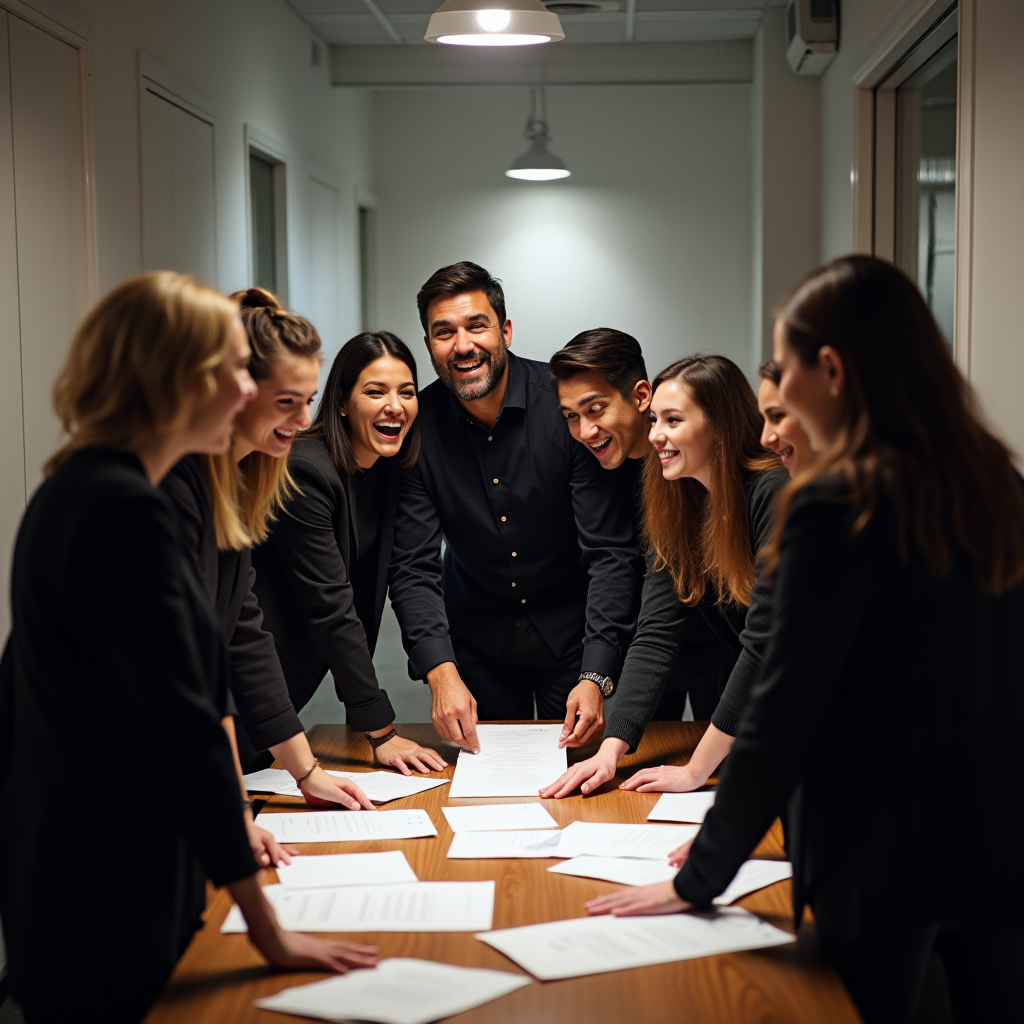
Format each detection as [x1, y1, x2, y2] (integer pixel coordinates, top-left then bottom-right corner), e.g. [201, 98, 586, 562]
[674, 476, 1024, 931]
[0, 448, 255, 1024]
[606, 467, 787, 750]
[162, 457, 303, 763]
[252, 437, 396, 732]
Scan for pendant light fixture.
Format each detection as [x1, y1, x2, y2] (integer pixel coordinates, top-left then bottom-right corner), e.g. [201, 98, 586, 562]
[425, 0, 564, 46]
[505, 88, 571, 181]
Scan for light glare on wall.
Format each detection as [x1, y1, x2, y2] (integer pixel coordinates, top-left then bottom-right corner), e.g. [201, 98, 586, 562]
[505, 88, 571, 181]
[425, 0, 564, 45]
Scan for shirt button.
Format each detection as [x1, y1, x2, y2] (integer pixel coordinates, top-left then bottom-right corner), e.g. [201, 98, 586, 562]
[511, 551, 517, 557]
[487, 436, 493, 441]
[520, 598, 526, 604]
[511, 582, 516, 588]
[492, 478, 499, 484]
[500, 516, 507, 522]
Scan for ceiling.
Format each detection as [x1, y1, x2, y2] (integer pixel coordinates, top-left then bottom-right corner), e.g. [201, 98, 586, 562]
[290, 0, 771, 46]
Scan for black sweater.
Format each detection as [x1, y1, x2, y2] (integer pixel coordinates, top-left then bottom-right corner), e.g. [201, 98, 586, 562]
[674, 477, 1024, 928]
[606, 468, 787, 749]
[251, 438, 396, 732]
[162, 457, 303, 755]
[0, 448, 256, 1024]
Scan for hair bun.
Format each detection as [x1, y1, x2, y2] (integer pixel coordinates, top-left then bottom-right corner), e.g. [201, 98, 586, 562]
[234, 287, 282, 312]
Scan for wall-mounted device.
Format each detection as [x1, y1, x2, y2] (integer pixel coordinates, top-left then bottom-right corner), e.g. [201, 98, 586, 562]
[786, 0, 839, 75]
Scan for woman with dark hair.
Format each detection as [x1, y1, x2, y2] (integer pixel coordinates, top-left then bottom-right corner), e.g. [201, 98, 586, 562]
[252, 332, 446, 774]
[543, 354, 786, 798]
[586, 257, 1024, 1024]
[756, 360, 813, 477]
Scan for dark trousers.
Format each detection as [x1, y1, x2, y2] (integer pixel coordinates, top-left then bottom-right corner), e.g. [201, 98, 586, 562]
[451, 616, 582, 720]
[651, 642, 726, 721]
[818, 916, 1024, 1024]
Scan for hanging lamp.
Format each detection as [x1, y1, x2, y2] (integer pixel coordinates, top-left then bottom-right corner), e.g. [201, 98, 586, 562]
[425, 0, 564, 46]
[505, 89, 571, 180]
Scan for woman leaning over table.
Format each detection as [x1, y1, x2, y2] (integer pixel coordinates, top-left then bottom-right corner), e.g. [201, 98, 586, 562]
[587, 256, 1024, 1024]
[542, 354, 786, 799]
[251, 331, 446, 775]
[0, 273, 376, 1024]
[162, 288, 378, 840]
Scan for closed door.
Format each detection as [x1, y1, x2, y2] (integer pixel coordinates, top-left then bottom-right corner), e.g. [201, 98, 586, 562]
[309, 177, 341, 362]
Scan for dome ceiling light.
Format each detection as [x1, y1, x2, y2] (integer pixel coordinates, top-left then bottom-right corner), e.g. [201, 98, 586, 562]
[425, 0, 565, 46]
[505, 88, 571, 181]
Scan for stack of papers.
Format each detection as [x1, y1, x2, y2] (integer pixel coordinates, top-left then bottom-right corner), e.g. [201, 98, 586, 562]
[222, 881, 495, 933]
[448, 725, 567, 798]
[447, 830, 564, 859]
[256, 809, 437, 843]
[555, 821, 700, 860]
[477, 906, 794, 979]
[647, 791, 717, 823]
[277, 851, 417, 890]
[244, 768, 449, 804]
[255, 958, 530, 1024]
[441, 802, 557, 832]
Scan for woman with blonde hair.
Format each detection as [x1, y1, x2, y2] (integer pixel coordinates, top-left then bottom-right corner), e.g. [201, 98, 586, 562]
[543, 354, 786, 799]
[0, 273, 377, 1024]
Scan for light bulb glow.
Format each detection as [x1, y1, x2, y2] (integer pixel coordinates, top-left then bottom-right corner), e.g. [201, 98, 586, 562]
[505, 168, 571, 180]
[476, 8, 511, 30]
[438, 32, 550, 44]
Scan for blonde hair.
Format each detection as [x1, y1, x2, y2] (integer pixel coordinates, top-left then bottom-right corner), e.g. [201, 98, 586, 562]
[47, 272, 238, 475]
[203, 288, 322, 550]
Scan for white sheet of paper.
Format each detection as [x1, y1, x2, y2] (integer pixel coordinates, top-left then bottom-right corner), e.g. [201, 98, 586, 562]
[554, 821, 700, 860]
[478, 906, 794, 980]
[277, 851, 418, 891]
[254, 957, 530, 1024]
[442, 802, 557, 832]
[447, 830, 564, 859]
[547, 855, 677, 886]
[255, 809, 437, 844]
[448, 724, 567, 798]
[243, 768, 449, 804]
[713, 860, 793, 905]
[647, 791, 717, 823]
[222, 881, 495, 933]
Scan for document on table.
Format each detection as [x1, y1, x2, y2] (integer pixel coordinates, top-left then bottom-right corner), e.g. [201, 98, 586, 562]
[243, 768, 449, 804]
[647, 790, 717, 823]
[554, 821, 700, 861]
[713, 860, 793, 905]
[548, 855, 678, 887]
[222, 881, 495, 933]
[254, 957, 530, 1024]
[477, 906, 794, 980]
[255, 809, 437, 844]
[447, 830, 564, 859]
[277, 851, 418, 891]
[442, 802, 557, 832]
[448, 724, 567, 798]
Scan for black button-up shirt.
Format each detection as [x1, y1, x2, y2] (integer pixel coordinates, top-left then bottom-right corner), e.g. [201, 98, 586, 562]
[390, 352, 643, 682]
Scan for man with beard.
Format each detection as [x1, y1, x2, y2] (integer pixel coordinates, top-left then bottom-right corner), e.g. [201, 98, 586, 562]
[389, 262, 642, 753]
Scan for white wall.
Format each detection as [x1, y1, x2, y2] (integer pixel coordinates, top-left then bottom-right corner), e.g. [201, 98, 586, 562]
[370, 84, 753, 383]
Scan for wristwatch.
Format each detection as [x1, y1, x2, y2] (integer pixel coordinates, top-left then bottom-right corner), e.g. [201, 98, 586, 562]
[579, 671, 615, 698]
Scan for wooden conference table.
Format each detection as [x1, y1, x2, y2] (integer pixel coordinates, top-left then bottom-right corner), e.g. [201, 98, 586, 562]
[145, 722, 860, 1024]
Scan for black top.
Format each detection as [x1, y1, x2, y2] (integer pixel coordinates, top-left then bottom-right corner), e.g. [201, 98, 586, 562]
[606, 468, 787, 750]
[0, 448, 256, 1024]
[389, 352, 644, 681]
[252, 438, 396, 732]
[161, 457, 304, 754]
[674, 477, 1024, 928]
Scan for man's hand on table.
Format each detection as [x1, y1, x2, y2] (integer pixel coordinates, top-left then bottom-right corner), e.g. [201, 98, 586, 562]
[559, 681, 605, 748]
[585, 880, 692, 917]
[372, 731, 448, 775]
[243, 811, 296, 868]
[426, 662, 480, 753]
[300, 767, 375, 810]
[539, 737, 629, 799]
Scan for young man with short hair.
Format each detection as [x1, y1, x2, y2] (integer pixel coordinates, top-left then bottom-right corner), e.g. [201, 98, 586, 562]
[388, 264, 643, 754]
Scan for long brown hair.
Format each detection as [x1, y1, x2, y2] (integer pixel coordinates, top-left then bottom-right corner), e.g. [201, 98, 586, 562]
[203, 288, 322, 549]
[644, 354, 779, 607]
[47, 272, 237, 475]
[769, 256, 1024, 593]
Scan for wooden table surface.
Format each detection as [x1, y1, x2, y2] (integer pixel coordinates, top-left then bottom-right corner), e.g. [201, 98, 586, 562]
[145, 722, 860, 1024]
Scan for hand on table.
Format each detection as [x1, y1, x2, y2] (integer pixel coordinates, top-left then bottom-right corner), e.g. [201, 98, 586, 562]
[668, 838, 694, 869]
[585, 880, 692, 918]
[373, 734, 448, 775]
[538, 738, 627, 799]
[254, 928, 379, 974]
[426, 662, 479, 753]
[244, 816, 296, 868]
[619, 764, 706, 793]
[558, 681, 605, 748]
[299, 767, 375, 810]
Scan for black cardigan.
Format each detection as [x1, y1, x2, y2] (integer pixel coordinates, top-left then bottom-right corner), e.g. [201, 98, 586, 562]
[674, 477, 1024, 929]
[606, 467, 787, 749]
[251, 437, 396, 732]
[162, 457, 304, 758]
[0, 448, 256, 1024]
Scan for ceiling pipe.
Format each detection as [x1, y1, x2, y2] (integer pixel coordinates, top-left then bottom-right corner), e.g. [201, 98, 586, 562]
[362, 0, 404, 43]
[624, 0, 637, 41]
